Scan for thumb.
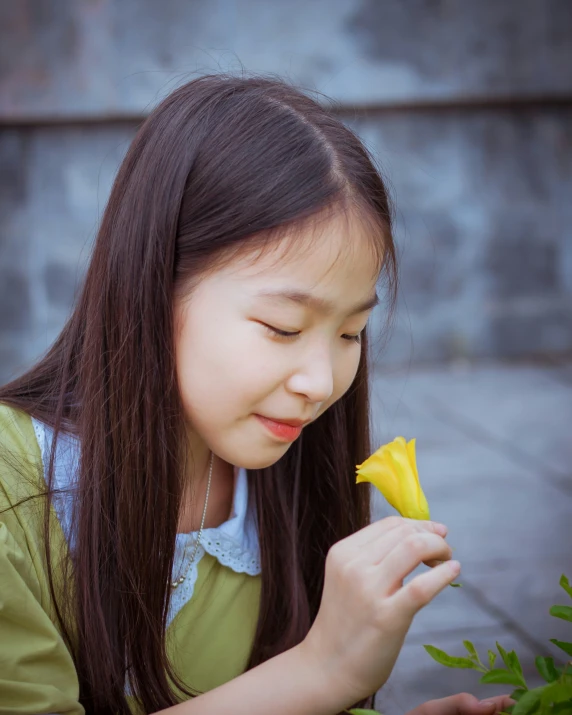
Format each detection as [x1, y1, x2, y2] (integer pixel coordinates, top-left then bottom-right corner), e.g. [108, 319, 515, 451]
[478, 695, 517, 714]
[415, 693, 494, 714]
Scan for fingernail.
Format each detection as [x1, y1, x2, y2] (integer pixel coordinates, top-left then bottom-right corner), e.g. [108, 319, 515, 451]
[448, 560, 461, 574]
[479, 701, 495, 709]
[433, 523, 448, 536]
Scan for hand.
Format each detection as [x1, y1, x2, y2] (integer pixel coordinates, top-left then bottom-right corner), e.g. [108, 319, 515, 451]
[299, 515, 458, 706]
[405, 692, 516, 715]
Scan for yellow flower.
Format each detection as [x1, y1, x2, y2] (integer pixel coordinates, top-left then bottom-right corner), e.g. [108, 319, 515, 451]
[356, 437, 430, 520]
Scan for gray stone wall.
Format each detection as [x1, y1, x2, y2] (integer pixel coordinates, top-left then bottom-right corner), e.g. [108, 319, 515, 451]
[359, 105, 572, 363]
[3, 0, 571, 117]
[1, 0, 571, 383]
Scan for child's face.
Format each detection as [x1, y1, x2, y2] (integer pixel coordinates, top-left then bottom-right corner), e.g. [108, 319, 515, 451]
[174, 213, 381, 470]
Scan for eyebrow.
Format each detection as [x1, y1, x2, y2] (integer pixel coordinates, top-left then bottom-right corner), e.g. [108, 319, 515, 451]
[254, 288, 380, 316]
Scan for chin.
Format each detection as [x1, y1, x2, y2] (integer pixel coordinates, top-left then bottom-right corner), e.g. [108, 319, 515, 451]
[235, 444, 294, 470]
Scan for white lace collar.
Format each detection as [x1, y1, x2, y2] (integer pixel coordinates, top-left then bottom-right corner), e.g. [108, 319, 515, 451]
[31, 418, 261, 626]
[169, 464, 261, 625]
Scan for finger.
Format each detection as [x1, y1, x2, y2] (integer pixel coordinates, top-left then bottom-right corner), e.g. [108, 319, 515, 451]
[375, 531, 453, 586]
[379, 528, 452, 572]
[413, 693, 497, 715]
[425, 558, 446, 568]
[387, 559, 461, 615]
[365, 518, 449, 547]
[479, 695, 517, 713]
[347, 522, 420, 569]
[351, 515, 447, 550]
[345, 524, 451, 575]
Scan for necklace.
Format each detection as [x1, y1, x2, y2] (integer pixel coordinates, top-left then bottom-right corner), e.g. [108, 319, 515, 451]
[171, 451, 214, 589]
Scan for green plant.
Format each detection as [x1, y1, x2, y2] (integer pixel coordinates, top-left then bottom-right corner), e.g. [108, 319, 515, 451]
[422, 574, 572, 714]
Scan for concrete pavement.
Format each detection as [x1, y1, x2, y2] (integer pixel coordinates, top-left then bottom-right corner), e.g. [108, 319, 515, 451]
[369, 360, 572, 713]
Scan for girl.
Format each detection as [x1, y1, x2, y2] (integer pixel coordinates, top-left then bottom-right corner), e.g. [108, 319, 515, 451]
[0, 75, 512, 715]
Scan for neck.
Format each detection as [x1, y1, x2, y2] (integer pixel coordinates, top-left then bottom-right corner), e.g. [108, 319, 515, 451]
[178, 454, 236, 532]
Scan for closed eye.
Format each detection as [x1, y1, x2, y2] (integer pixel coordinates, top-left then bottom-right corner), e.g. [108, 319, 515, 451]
[344, 332, 362, 343]
[262, 324, 300, 339]
[262, 323, 362, 343]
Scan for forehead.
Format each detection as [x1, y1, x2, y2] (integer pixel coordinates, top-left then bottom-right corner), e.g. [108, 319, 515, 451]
[220, 211, 383, 299]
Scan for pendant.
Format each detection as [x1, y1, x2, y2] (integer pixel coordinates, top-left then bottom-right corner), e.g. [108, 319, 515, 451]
[171, 574, 186, 589]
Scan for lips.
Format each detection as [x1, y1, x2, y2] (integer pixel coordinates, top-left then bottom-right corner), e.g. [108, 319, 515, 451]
[255, 415, 308, 442]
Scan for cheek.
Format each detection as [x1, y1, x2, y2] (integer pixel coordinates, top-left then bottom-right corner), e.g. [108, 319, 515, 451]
[339, 347, 363, 393]
[177, 323, 239, 416]
[322, 346, 362, 413]
[175, 318, 282, 422]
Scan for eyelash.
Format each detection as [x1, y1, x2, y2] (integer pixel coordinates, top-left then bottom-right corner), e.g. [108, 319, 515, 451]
[262, 324, 362, 344]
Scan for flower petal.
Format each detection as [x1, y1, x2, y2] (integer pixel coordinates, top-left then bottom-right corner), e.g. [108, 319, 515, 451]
[356, 437, 431, 521]
[356, 451, 402, 513]
[406, 438, 430, 520]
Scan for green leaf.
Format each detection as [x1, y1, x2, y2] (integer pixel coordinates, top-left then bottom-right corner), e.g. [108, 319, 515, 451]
[423, 645, 480, 669]
[509, 689, 527, 702]
[535, 656, 561, 683]
[492, 643, 526, 687]
[550, 605, 572, 623]
[480, 669, 529, 687]
[559, 574, 572, 600]
[511, 687, 545, 715]
[463, 640, 480, 662]
[552, 703, 572, 715]
[552, 685, 572, 704]
[540, 680, 572, 706]
[550, 638, 572, 657]
[488, 649, 498, 669]
[506, 650, 526, 685]
[497, 642, 511, 667]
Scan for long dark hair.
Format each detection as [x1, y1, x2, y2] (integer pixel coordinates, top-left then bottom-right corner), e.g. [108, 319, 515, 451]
[0, 75, 396, 714]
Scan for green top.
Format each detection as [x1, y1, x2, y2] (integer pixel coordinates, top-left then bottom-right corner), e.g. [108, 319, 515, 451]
[0, 404, 262, 714]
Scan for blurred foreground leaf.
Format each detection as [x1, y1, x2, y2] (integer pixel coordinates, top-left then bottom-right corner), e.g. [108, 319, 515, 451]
[463, 640, 480, 661]
[559, 575, 572, 600]
[423, 645, 480, 669]
[540, 680, 572, 705]
[550, 605, 572, 623]
[511, 686, 544, 715]
[480, 669, 527, 687]
[535, 655, 561, 683]
[550, 639, 572, 657]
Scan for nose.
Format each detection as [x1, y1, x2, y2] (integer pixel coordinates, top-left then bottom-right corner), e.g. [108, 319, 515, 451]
[285, 343, 335, 404]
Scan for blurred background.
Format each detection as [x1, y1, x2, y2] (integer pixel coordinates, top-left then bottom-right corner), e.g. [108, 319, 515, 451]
[1, 0, 572, 373]
[1, 1, 571, 713]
